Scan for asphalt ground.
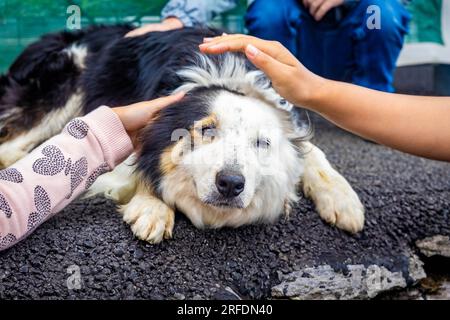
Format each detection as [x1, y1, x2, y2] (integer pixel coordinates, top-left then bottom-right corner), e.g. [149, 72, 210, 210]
[1, 115, 449, 299]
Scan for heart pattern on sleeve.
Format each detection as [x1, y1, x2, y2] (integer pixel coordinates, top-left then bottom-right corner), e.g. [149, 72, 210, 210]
[32, 145, 88, 200]
[27, 186, 51, 231]
[33, 145, 66, 176]
[0, 168, 24, 183]
[67, 119, 89, 139]
[85, 162, 110, 190]
[0, 192, 13, 218]
[66, 157, 88, 199]
[0, 233, 16, 250]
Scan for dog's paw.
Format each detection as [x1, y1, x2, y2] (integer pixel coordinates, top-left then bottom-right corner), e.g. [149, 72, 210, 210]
[120, 194, 174, 243]
[304, 171, 365, 233]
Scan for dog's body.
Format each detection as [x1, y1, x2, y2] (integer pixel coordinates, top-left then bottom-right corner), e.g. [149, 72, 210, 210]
[0, 26, 364, 242]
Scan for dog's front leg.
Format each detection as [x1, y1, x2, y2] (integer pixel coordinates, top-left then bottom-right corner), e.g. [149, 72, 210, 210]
[300, 142, 365, 233]
[119, 183, 175, 244]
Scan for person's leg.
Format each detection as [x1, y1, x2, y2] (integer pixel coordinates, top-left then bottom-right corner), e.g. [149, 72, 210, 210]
[295, 6, 350, 82]
[245, 0, 303, 56]
[346, 0, 411, 92]
[246, 0, 410, 92]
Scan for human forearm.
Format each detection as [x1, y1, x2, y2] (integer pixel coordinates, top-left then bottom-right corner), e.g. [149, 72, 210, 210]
[0, 107, 133, 251]
[200, 35, 450, 161]
[0, 94, 184, 250]
[307, 80, 450, 161]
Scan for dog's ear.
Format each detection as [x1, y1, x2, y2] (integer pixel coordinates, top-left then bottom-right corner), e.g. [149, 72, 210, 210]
[0, 74, 10, 101]
[0, 74, 8, 87]
[8, 33, 77, 84]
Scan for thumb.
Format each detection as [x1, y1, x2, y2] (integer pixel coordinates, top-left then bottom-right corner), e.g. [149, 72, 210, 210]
[130, 91, 185, 113]
[114, 92, 185, 133]
[150, 91, 185, 109]
[245, 44, 288, 79]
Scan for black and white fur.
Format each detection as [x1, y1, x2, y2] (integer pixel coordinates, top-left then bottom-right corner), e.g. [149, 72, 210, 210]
[0, 26, 364, 243]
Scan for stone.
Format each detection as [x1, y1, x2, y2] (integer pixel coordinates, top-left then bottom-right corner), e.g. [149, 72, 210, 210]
[416, 235, 450, 258]
[271, 260, 426, 300]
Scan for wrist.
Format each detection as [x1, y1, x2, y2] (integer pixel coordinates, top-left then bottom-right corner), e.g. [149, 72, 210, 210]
[293, 68, 329, 109]
[291, 66, 327, 111]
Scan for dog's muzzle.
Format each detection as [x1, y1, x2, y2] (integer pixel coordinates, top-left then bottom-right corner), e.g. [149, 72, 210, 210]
[215, 170, 245, 198]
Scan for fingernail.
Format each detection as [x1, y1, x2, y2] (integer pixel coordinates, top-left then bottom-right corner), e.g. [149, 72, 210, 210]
[222, 32, 228, 36]
[203, 37, 213, 43]
[246, 44, 259, 58]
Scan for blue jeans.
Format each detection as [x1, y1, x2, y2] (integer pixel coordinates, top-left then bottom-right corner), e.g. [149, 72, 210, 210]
[245, 0, 411, 92]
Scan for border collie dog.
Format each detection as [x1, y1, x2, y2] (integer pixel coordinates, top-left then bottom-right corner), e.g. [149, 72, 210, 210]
[0, 26, 364, 243]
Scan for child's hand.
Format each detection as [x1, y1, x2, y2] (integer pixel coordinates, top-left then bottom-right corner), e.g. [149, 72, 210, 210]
[113, 92, 185, 146]
[125, 18, 183, 37]
[303, 0, 345, 21]
[199, 34, 325, 107]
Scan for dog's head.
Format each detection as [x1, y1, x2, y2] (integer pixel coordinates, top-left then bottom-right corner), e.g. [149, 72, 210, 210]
[138, 54, 309, 228]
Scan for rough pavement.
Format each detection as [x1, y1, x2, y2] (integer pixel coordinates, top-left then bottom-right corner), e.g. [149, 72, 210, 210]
[1, 115, 449, 300]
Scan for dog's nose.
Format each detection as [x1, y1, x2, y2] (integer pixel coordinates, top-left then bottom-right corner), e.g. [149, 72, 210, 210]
[215, 171, 245, 198]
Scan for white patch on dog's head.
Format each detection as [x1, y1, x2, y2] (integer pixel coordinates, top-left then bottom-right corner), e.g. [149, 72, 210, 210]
[160, 90, 304, 228]
[175, 53, 294, 112]
[158, 54, 307, 228]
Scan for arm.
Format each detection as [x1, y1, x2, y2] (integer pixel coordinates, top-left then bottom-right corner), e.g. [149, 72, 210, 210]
[199, 35, 450, 162]
[0, 107, 132, 251]
[0, 94, 184, 251]
[126, 0, 238, 37]
[312, 82, 450, 162]
[162, 0, 238, 26]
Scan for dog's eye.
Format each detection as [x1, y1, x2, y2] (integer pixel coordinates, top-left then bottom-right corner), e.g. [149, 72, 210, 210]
[201, 124, 216, 138]
[256, 137, 270, 149]
[0, 126, 9, 139]
[279, 98, 288, 106]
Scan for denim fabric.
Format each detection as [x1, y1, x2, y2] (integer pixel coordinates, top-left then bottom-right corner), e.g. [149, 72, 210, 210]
[161, 0, 239, 27]
[245, 0, 411, 92]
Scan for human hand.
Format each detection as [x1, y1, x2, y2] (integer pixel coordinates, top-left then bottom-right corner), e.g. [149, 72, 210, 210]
[125, 17, 183, 37]
[303, 0, 344, 21]
[199, 34, 325, 107]
[113, 92, 185, 146]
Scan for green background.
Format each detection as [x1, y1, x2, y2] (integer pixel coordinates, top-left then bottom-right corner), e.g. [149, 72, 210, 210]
[0, 0, 246, 72]
[405, 0, 443, 44]
[0, 0, 443, 72]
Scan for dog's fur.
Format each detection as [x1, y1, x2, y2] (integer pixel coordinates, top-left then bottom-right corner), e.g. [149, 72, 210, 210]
[0, 26, 364, 242]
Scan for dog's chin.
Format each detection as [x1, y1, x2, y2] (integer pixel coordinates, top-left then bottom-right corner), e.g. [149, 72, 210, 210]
[202, 194, 245, 210]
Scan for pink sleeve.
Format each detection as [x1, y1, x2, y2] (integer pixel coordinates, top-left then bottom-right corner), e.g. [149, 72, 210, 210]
[0, 106, 133, 251]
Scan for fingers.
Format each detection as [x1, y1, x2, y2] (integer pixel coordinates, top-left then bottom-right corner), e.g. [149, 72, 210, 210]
[199, 34, 257, 54]
[314, 0, 335, 21]
[304, 0, 344, 21]
[308, 0, 325, 19]
[150, 91, 185, 110]
[244, 44, 291, 79]
[199, 34, 298, 67]
[125, 18, 183, 37]
[125, 25, 158, 38]
[132, 91, 185, 112]
[113, 92, 185, 136]
[203, 32, 227, 42]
